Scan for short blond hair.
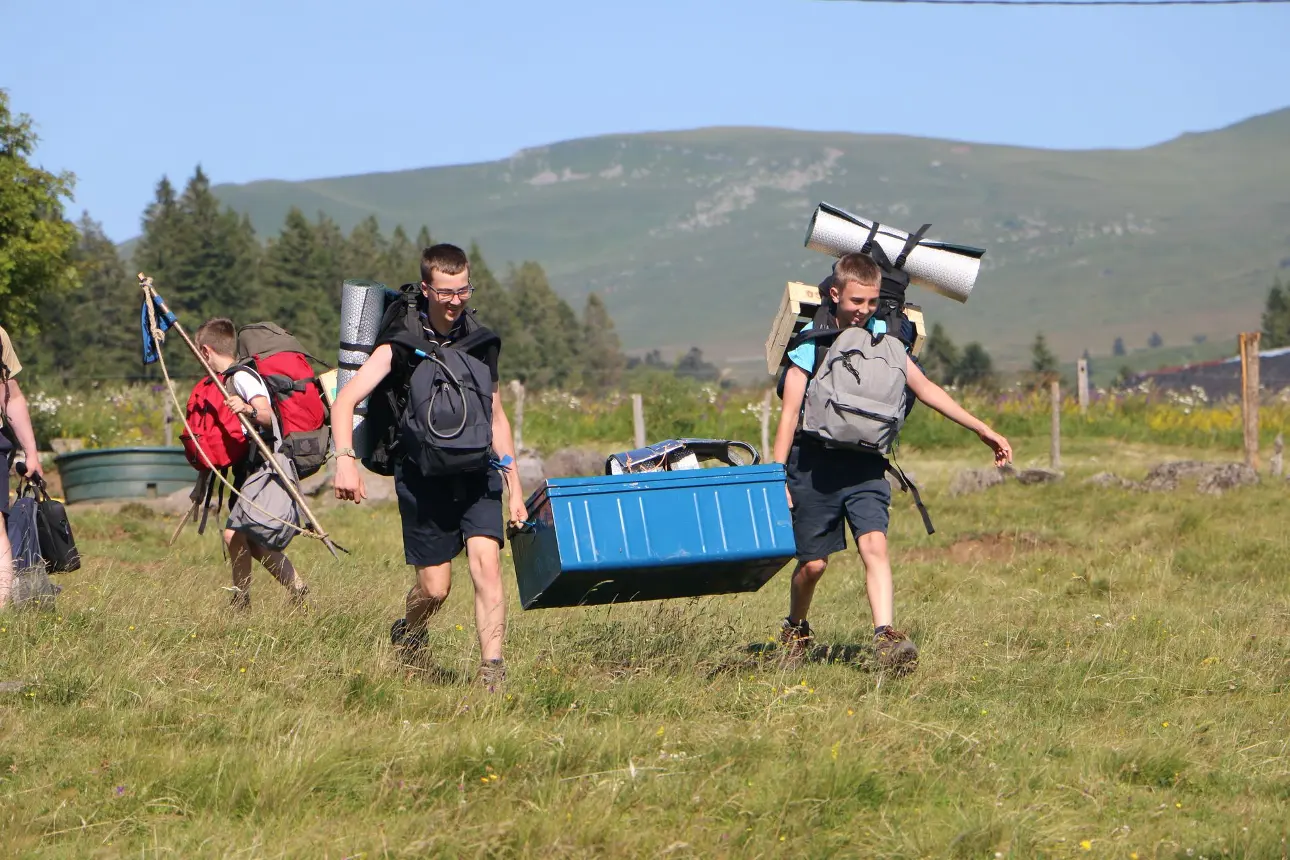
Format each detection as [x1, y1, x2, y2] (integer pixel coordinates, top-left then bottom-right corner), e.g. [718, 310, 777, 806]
[832, 253, 882, 292]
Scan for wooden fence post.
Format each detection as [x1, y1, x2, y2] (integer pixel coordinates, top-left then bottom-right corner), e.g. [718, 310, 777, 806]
[1077, 359, 1090, 414]
[509, 379, 525, 452]
[1240, 331, 1261, 471]
[1050, 380, 1062, 471]
[632, 394, 646, 449]
[760, 389, 773, 462]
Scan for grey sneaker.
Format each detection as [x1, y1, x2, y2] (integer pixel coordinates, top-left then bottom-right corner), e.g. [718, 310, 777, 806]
[480, 658, 506, 693]
[779, 618, 813, 663]
[289, 584, 310, 608]
[873, 627, 919, 675]
[229, 589, 250, 612]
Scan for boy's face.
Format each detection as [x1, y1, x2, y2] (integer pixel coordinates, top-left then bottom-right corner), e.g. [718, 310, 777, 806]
[421, 268, 472, 327]
[830, 279, 880, 328]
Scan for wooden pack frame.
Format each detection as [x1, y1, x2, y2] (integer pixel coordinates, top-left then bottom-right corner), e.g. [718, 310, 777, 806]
[764, 281, 926, 375]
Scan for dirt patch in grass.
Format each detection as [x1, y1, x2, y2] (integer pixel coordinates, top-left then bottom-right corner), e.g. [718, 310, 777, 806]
[904, 531, 1063, 564]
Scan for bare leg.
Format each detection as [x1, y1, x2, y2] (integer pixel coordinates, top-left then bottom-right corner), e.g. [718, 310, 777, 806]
[407, 561, 452, 635]
[788, 558, 829, 623]
[0, 519, 13, 609]
[464, 536, 506, 663]
[224, 529, 252, 608]
[248, 543, 306, 593]
[857, 532, 893, 629]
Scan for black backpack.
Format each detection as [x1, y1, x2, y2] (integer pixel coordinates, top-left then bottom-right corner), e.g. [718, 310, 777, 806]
[15, 466, 81, 574]
[362, 284, 501, 477]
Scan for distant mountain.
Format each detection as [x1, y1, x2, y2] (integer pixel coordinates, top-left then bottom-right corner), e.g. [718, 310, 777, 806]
[207, 107, 1290, 377]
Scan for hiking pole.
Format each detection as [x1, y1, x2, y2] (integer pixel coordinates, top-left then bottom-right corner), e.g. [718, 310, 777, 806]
[138, 274, 347, 559]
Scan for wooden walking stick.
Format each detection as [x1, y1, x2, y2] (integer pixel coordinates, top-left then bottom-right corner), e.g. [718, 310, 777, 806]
[139, 273, 347, 559]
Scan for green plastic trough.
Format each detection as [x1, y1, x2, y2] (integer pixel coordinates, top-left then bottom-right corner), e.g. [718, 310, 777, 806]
[53, 447, 195, 504]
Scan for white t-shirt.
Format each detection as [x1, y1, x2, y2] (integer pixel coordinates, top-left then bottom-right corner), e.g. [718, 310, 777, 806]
[229, 369, 280, 452]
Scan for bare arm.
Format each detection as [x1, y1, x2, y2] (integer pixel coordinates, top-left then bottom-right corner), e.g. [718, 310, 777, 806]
[906, 361, 1013, 466]
[3, 378, 42, 480]
[773, 366, 807, 465]
[330, 344, 394, 503]
[491, 388, 528, 525]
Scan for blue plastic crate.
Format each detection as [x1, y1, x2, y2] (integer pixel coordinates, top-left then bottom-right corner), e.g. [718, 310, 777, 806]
[510, 464, 796, 610]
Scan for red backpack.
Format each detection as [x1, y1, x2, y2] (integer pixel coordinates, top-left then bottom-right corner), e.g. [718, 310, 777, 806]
[236, 322, 332, 479]
[181, 375, 250, 471]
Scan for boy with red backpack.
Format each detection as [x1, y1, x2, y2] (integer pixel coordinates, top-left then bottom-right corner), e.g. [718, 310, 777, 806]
[186, 318, 315, 609]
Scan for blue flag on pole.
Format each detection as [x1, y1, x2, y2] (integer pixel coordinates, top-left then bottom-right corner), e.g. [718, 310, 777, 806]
[140, 294, 178, 364]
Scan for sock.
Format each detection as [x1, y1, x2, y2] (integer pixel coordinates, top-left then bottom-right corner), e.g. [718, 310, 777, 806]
[874, 625, 892, 637]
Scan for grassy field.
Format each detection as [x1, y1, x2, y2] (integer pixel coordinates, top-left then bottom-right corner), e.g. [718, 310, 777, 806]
[2, 437, 1288, 858]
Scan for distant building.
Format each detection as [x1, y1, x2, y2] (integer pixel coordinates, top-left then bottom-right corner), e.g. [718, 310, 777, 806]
[1128, 346, 1290, 400]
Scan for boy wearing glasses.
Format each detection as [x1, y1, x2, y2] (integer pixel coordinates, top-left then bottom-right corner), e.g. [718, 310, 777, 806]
[330, 244, 526, 692]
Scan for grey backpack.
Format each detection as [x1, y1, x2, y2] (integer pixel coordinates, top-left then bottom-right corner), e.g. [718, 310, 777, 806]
[801, 326, 910, 456]
[399, 343, 495, 476]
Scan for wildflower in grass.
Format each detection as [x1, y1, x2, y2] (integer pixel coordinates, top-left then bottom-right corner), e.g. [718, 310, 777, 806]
[239, 667, 246, 673]
[656, 726, 665, 737]
[1162, 721, 1170, 728]
[1080, 840, 1092, 851]
[114, 785, 126, 796]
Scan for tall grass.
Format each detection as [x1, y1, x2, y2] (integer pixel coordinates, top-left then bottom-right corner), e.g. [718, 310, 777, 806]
[2, 440, 1288, 856]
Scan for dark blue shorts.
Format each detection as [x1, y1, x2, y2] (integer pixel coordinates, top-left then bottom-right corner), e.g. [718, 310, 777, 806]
[786, 439, 891, 563]
[394, 459, 504, 568]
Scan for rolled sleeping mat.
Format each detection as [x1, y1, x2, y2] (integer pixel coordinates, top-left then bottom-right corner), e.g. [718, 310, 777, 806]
[804, 202, 986, 304]
[337, 278, 397, 457]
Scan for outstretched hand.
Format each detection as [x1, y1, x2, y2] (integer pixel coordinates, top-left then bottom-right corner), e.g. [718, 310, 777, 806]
[978, 428, 1013, 468]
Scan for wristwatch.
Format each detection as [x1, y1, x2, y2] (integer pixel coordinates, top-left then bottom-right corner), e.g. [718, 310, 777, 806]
[335, 446, 357, 459]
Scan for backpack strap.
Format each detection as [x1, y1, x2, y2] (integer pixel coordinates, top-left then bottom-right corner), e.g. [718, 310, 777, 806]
[895, 223, 931, 269]
[886, 458, 935, 536]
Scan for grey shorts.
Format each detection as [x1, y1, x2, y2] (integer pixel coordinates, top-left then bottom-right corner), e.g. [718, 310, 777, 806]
[786, 439, 891, 563]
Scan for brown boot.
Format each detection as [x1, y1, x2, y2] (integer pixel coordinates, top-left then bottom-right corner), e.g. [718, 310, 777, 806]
[873, 626, 919, 675]
[779, 618, 814, 663]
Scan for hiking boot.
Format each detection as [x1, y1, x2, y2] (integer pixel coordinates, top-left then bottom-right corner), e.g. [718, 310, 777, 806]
[480, 658, 507, 693]
[872, 626, 919, 675]
[288, 584, 310, 608]
[390, 617, 427, 659]
[779, 618, 814, 663]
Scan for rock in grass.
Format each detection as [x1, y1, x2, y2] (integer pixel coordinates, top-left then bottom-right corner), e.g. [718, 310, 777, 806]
[1196, 463, 1259, 495]
[948, 467, 1007, 497]
[1014, 468, 1063, 486]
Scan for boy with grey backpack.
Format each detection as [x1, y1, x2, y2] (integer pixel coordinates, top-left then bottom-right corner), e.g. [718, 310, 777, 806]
[770, 253, 1012, 673]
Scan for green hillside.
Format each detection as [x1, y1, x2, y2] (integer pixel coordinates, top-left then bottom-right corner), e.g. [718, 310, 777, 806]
[206, 108, 1290, 378]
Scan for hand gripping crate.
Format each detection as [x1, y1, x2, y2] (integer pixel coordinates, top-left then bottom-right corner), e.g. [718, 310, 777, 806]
[510, 464, 796, 610]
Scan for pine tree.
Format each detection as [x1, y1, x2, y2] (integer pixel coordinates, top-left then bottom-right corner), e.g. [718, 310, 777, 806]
[132, 176, 184, 300]
[1112, 336, 1126, 357]
[261, 207, 334, 354]
[1148, 331, 1163, 349]
[921, 322, 961, 385]
[1261, 280, 1290, 348]
[29, 214, 136, 382]
[415, 225, 433, 252]
[466, 242, 514, 342]
[504, 261, 580, 388]
[956, 342, 996, 391]
[581, 293, 624, 391]
[1030, 332, 1059, 387]
[344, 216, 390, 286]
[384, 225, 415, 288]
[168, 166, 260, 323]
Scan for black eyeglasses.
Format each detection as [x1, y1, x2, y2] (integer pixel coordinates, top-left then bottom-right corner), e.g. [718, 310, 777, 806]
[424, 282, 474, 302]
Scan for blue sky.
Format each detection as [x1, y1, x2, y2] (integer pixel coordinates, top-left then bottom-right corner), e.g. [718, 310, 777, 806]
[4, 0, 1287, 242]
